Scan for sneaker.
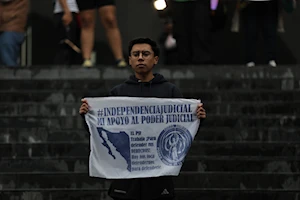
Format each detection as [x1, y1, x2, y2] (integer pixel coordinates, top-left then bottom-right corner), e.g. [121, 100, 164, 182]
[269, 60, 277, 67]
[117, 59, 127, 67]
[82, 59, 93, 67]
[246, 62, 255, 68]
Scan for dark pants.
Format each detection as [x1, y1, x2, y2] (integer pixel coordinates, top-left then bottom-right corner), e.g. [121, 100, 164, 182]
[171, 0, 212, 65]
[243, 0, 278, 63]
[53, 12, 82, 65]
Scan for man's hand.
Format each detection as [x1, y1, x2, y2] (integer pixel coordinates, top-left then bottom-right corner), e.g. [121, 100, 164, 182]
[196, 103, 206, 119]
[79, 99, 89, 115]
[62, 11, 73, 26]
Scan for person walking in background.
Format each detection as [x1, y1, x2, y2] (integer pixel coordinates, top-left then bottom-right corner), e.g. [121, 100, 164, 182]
[170, 0, 213, 65]
[242, 0, 278, 68]
[159, 18, 179, 65]
[53, 0, 82, 65]
[0, 0, 29, 66]
[76, 0, 127, 67]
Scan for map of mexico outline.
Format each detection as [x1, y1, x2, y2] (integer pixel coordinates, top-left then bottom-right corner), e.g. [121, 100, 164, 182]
[97, 127, 132, 171]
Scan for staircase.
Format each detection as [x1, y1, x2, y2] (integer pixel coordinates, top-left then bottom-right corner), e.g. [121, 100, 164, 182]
[0, 66, 299, 200]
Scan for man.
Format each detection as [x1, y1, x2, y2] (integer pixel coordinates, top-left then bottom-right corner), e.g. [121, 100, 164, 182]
[53, 0, 81, 65]
[76, 0, 127, 67]
[170, 0, 213, 65]
[0, 0, 29, 66]
[79, 38, 206, 200]
[242, 0, 278, 67]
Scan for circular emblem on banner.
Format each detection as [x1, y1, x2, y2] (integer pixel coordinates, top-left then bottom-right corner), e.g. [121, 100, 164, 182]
[157, 124, 192, 166]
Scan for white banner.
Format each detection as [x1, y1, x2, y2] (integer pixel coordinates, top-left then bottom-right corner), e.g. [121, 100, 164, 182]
[84, 97, 200, 179]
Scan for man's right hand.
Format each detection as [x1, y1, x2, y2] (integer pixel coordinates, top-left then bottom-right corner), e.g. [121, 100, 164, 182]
[79, 99, 89, 115]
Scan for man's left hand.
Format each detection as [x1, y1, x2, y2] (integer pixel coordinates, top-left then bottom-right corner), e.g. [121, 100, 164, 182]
[196, 103, 206, 119]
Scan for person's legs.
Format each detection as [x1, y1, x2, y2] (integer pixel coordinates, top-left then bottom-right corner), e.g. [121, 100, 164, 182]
[97, 0, 126, 67]
[242, 2, 259, 66]
[192, 0, 212, 64]
[77, 0, 97, 66]
[171, 1, 193, 65]
[261, 0, 278, 66]
[79, 9, 96, 64]
[0, 31, 24, 66]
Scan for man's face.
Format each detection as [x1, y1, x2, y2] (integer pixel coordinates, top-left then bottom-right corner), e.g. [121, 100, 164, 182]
[129, 44, 159, 75]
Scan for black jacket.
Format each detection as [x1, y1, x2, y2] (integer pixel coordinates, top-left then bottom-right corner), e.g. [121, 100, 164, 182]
[108, 73, 182, 200]
[83, 73, 183, 200]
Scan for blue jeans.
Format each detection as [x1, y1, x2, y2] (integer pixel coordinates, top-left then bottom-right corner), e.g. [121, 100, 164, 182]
[0, 31, 25, 66]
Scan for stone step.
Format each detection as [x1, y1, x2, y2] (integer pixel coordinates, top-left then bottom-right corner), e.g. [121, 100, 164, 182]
[1, 127, 299, 143]
[0, 79, 298, 91]
[0, 90, 299, 103]
[0, 172, 110, 190]
[0, 189, 298, 200]
[0, 157, 299, 173]
[188, 141, 300, 157]
[0, 101, 299, 117]
[174, 172, 300, 189]
[0, 141, 299, 158]
[0, 172, 299, 190]
[0, 80, 113, 91]
[0, 190, 112, 200]
[196, 127, 300, 142]
[0, 115, 298, 129]
[0, 66, 299, 80]
[175, 189, 299, 200]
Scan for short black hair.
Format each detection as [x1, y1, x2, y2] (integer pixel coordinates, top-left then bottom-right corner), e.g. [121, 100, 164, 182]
[128, 38, 160, 57]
